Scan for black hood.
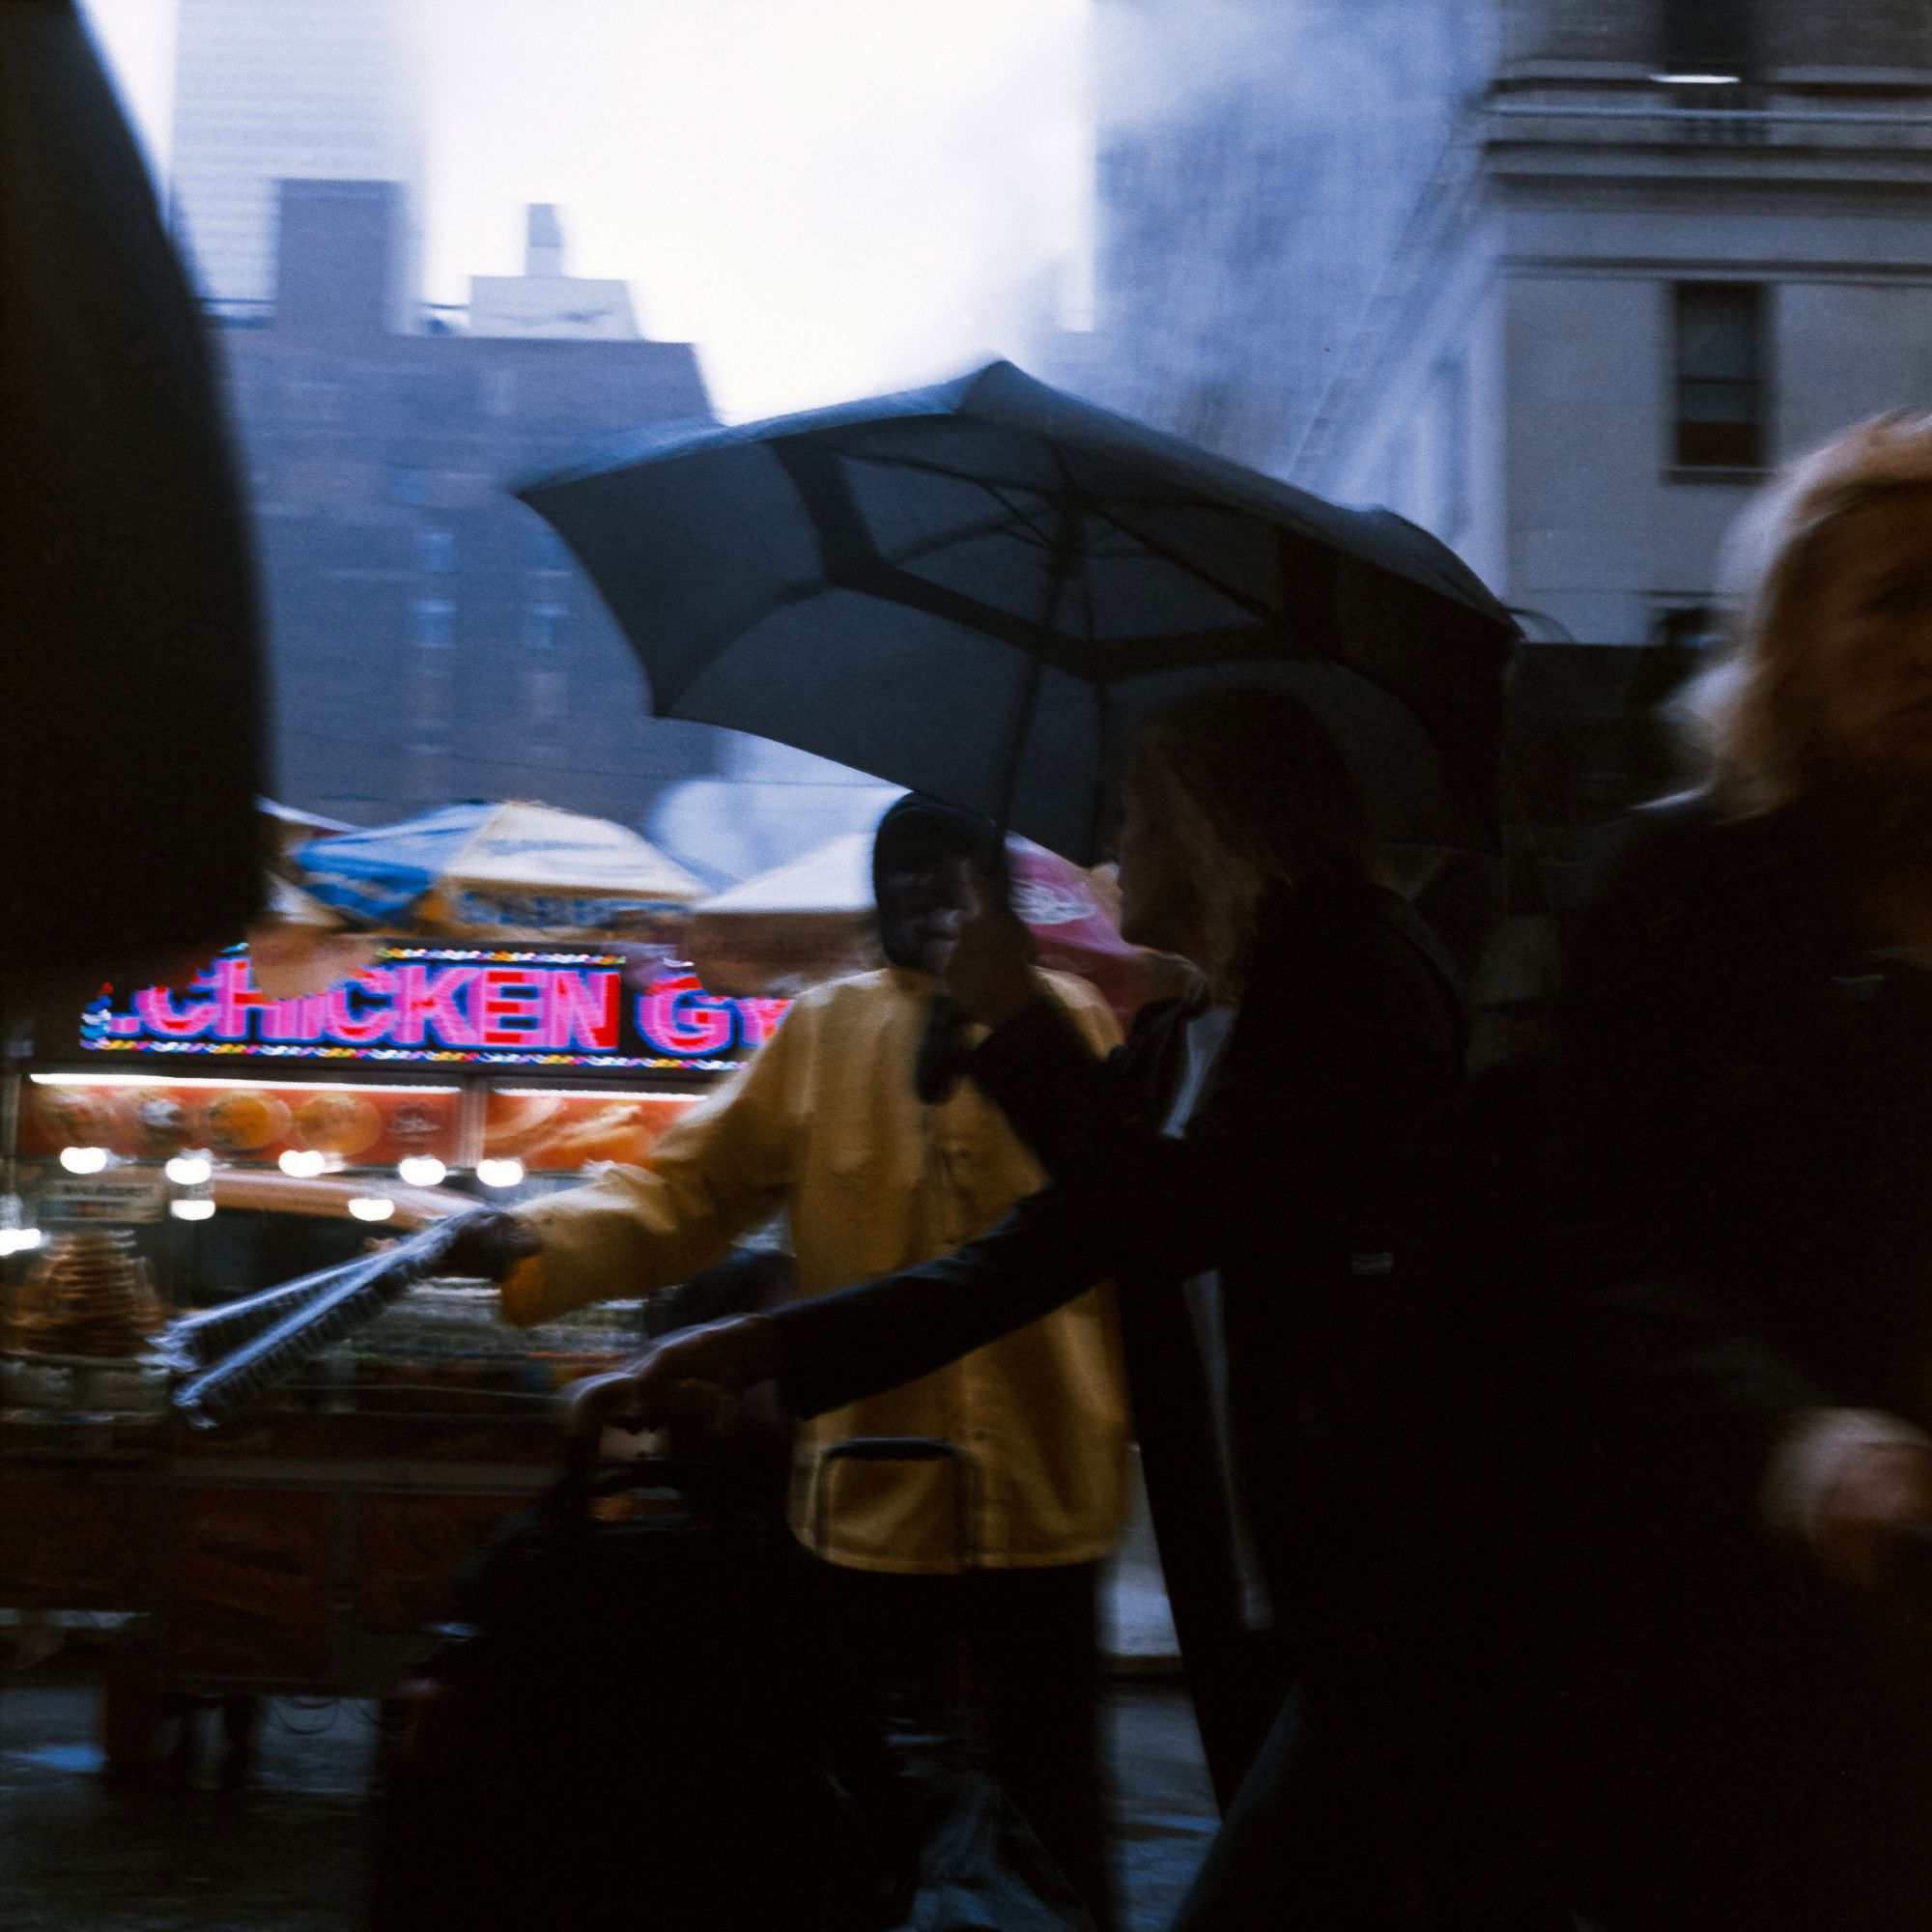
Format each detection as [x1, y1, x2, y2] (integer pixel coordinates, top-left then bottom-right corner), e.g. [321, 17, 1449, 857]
[871, 794, 1009, 970]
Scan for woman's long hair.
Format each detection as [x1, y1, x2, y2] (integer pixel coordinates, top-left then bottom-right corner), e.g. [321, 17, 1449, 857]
[1128, 687, 1377, 995]
[1682, 411, 1932, 816]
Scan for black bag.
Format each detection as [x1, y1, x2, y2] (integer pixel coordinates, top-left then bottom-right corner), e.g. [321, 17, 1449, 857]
[366, 1449, 881, 1932]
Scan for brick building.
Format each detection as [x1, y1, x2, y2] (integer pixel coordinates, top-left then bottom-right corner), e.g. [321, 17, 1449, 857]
[214, 179, 721, 828]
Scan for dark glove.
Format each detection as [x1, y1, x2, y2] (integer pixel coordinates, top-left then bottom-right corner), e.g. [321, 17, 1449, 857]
[440, 1208, 541, 1282]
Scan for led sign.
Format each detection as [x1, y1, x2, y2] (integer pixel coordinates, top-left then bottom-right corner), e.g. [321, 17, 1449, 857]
[82, 948, 788, 1074]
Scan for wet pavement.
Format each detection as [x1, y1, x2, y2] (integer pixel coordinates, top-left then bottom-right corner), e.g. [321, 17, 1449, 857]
[1108, 1676, 1218, 1927]
[0, 1651, 1215, 1932]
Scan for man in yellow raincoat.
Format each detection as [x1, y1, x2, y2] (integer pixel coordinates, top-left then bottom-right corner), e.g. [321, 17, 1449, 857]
[449, 795, 1128, 1926]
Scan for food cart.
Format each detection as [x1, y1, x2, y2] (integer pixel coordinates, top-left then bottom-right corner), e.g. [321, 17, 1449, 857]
[0, 940, 783, 1766]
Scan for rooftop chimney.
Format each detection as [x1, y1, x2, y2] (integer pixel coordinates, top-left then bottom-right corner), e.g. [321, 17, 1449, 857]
[526, 204, 565, 278]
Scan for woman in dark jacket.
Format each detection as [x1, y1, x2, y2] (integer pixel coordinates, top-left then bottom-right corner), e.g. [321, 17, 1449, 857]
[1548, 413, 1932, 1931]
[619, 690, 1560, 1929]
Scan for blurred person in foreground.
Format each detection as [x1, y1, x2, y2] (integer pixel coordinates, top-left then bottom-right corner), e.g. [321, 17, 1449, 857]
[3, 0, 266, 1018]
[607, 690, 1566, 1930]
[1544, 412, 1932, 1930]
[445, 795, 1128, 1929]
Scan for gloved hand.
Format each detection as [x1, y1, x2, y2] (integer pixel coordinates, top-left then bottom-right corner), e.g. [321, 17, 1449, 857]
[940, 861, 1037, 1028]
[440, 1207, 542, 1282]
[564, 1316, 783, 1435]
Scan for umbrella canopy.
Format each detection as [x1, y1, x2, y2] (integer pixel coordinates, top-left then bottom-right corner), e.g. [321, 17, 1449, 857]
[518, 360, 1518, 866]
[696, 831, 875, 916]
[685, 830, 879, 996]
[684, 858, 881, 1005]
[294, 801, 703, 940]
[259, 797, 357, 867]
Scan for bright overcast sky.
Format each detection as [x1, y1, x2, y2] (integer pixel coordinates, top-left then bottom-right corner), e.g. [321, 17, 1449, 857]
[79, 0, 1093, 420]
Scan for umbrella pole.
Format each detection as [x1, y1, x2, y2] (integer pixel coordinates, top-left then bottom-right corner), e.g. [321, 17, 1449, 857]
[991, 509, 1082, 843]
[992, 653, 1047, 850]
[1088, 685, 1115, 867]
[923, 524, 1076, 1107]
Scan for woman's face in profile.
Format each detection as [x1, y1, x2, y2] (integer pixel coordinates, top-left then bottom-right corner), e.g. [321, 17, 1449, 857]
[1805, 483, 1932, 781]
[1114, 771, 1202, 959]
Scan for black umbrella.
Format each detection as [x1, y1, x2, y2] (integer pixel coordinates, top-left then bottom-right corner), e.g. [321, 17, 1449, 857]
[517, 361, 1516, 865]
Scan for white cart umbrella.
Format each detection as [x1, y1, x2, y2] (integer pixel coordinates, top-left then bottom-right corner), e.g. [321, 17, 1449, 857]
[685, 832, 881, 996]
[295, 801, 703, 941]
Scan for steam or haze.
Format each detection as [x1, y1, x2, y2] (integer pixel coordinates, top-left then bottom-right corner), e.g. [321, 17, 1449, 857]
[79, 0, 1091, 420]
[79, 0, 178, 184]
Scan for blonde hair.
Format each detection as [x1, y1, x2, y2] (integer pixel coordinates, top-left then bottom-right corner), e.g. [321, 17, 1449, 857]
[1682, 411, 1932, 814]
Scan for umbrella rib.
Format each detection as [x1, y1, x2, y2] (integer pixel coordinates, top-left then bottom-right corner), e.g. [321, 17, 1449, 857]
[848, 450, 1275, 550]
[1079, 499, 1303, 637]
[876, 501, 1047, 571]
[841, 449, 1095, 553]
[773, 440, 1106, 671]
[969, 478, 1067, 553]
[991, 449, 1087, 835]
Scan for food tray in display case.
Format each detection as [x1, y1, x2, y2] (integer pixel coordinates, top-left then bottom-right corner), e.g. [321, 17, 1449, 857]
[22, 1074, 461, 1169]
[482, 1088, 701, 1172]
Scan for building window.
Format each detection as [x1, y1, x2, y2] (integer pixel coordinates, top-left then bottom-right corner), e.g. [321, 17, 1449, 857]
[388, 465, 433, 507]
[416, 528, 457, 574]
[1659, 0, 1753, 81]
[411, 598, 455, 650]
[1672, 283, 1766, 470]
[524, 601, 567, 653]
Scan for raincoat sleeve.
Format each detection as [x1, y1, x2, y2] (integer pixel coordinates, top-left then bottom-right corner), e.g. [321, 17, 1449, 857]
[497, 1009, 805, 1327]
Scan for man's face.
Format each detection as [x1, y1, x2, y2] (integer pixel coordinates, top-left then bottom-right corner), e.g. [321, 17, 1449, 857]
[876, 853, 972, 973]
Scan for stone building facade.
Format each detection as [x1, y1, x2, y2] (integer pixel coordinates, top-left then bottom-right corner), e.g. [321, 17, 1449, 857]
[1298, 0, 1932, 649]
[1069, 0, 1932, 1026]
[1076, 0, 1932, 640]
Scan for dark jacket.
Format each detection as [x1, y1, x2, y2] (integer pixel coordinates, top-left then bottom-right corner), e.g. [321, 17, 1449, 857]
[1546, 791, 1932, 1929]
[770, 878, 1469, 1802]
[1553, 791, 1932, 1500]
